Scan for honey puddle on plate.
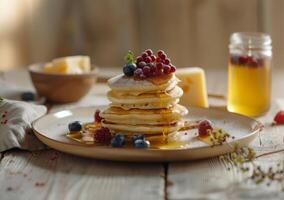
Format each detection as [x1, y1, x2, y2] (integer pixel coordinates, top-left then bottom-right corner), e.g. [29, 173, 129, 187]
[66, 121, 230, 149]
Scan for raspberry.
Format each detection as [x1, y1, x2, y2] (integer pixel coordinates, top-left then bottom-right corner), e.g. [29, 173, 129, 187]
[94, 109, 102, 123]
[150, 55, 156, 62]
[274, 111, 284, 124]
[198, 120, 213, 137]
[94, 128, 112, 143]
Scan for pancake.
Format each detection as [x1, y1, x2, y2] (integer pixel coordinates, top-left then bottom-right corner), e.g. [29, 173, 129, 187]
[101, 120, 184, 135]
[101, 62, 188, 142]
[107, 86, 183, 106]
[110, 99, 179, 110]
[108, 73, 178, 93]
[100, 104, 188, 125]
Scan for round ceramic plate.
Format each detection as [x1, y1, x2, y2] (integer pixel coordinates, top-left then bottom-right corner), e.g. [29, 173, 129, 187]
[32, 106, 262, 162]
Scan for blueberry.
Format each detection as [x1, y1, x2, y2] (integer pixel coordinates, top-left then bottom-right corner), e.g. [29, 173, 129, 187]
[134, 139, 150, 148]
[132, 135, 145, 143]
[123, 63, 136, 77]
[21, 92, 35, 101]
[68, 121, 82, 131]
[110, 133, 125, 147]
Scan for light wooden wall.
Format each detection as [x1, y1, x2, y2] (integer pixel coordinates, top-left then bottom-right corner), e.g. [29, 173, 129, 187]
[0, 0, 283, 70]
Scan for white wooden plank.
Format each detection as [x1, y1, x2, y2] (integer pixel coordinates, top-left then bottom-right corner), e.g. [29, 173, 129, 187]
[0, 150, 164, 200]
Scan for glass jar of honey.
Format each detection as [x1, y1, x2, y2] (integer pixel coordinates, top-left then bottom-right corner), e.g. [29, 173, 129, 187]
[227, 32, 272, 117]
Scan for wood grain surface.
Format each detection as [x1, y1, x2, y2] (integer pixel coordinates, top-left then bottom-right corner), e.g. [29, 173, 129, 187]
[1, 69, 284, 200]
[0, 150, 164, 200]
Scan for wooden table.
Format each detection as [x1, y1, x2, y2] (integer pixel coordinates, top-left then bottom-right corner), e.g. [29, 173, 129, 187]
[1, 69, 284, 200]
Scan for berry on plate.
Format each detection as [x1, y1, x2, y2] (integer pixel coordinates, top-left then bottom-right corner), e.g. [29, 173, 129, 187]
[134, 139, 150, 148]
[111, 133, 125, 147]
[198, 120, 213, 137]
[94, 127, 112, 144]
[68, 121, 82, 132]
[132, 134, 145, 143]
[274, 111, 284, 124]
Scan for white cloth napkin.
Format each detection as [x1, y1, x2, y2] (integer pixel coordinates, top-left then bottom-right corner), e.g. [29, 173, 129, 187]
[0, 98, 47, 152]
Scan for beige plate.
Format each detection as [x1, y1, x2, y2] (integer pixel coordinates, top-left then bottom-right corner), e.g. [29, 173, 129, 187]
[32, 106, 262, 162]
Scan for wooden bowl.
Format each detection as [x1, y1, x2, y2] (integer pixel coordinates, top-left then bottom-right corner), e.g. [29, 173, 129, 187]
[29, 63, 97, 103]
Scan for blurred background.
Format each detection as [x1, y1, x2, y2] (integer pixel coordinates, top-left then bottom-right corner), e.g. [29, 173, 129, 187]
[0, 0, 283, 71]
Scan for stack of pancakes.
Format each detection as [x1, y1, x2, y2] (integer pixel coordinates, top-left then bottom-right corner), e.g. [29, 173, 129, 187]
[101, 73, 188, 142]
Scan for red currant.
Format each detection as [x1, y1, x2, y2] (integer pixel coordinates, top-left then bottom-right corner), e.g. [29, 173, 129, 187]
[136, 56, 143, 63]
[142, 52, 148, 59]
[146, 49, 153, 56]
[164, 58, 171, 65]
[134, 68, 143, 79]
[150, 65, 157, 74]
[142, 66, 151, 76]
[156, 63, 163, 70]
[157, 50, 164, 58]
[247, 56, 258, 67]
[163, 65, 171, 74]
[156, 57, 162, 63]
[239, 55, 249, 65]
[139, 73, 146, 79]
[94, 109, 102, 123]
[198, 120, 213, 137]
[138, 61, 147, 68]
[170, 65, 176, 73]
[155, 68, 163, 76]
[160, 53, 166, 60]
[145, 56, 151, 63]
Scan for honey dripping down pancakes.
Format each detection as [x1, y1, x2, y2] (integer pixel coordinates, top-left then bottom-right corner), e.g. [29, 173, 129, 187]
[100, 50, 188, 143]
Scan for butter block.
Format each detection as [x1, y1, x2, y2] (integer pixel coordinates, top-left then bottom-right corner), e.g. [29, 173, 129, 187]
[43, 56, 91, 74]
[176, 67, 209, 108]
